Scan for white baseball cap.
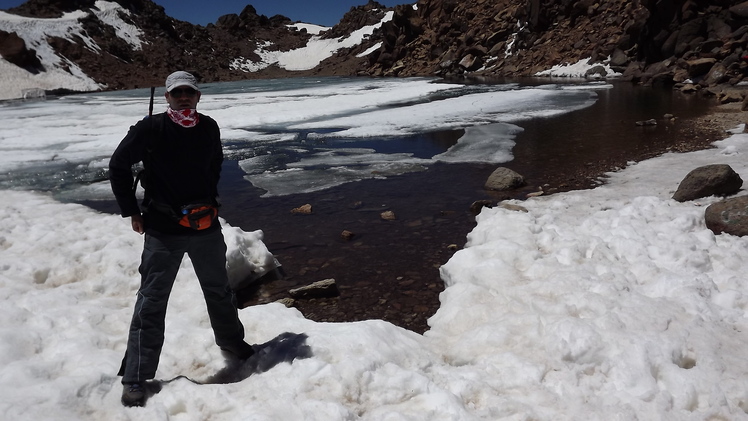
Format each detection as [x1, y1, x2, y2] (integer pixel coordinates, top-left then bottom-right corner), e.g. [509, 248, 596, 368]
[165, 71, 199, 92]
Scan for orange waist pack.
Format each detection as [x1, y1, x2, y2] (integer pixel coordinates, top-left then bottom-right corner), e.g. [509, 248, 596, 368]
[178, 204, 218, 230]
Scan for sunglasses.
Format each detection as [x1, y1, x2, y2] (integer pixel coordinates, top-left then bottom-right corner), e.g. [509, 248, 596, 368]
[169, 87, 198, 97]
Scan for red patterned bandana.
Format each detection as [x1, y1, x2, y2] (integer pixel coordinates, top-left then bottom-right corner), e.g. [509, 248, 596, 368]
[167, 107, 200, 128]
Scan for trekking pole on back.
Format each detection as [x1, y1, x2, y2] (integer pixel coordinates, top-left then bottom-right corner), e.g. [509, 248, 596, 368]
[133, 87, 156, 194]
[149, 86, 155, 117]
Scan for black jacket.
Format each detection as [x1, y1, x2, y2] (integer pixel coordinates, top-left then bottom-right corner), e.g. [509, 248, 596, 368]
[109, 112, 222, 235]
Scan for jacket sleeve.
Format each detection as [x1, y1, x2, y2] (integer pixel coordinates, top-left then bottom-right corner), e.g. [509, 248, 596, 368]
[109, 118, 149, 217]
[209, 117, 223, 201]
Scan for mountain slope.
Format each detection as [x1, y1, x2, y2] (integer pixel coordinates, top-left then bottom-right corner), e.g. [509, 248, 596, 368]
[1, 0, 748, 100]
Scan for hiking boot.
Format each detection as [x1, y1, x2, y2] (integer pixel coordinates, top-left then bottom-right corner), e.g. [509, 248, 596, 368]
[121, 382, 145, 407]
[220, 341, 255, 360]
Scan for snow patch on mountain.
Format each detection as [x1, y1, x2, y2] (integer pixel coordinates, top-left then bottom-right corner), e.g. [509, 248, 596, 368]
[0, 0, 145, 100]
[231, 11, 393, 72]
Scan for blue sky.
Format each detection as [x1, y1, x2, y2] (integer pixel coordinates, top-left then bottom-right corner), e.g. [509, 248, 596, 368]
[0, 1, 405, 27]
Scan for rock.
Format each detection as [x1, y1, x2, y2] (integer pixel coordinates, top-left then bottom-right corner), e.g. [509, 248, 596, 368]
[622, 61, 645, 82]
[719, 90, 744, 104]
[469, 199, 493, 214]
[341, 230, 355, 241]
[635, 119, 657, 126]
[680, 83, 699, 93]
[673, 164, 743, 202]
[289, 278, 339, 299]
[705, 196, 748, 236]
[675, 19, 704, 57]
[640, 60, 675, 86]
[499, 203, 529, 212]
[380, 210, 396, 220]
[672, 67, 690, 83]
[610, 48, 629, 67]
[585, 65, 607, 79]
[485, 167, 525, 191]
[275, 298, 295, 307]
[526, 189, 544, 197]
[459, 54, 482, 71]
[703, 63, 729, 86]
[704, 18, 728, 40]
[730, 2, 748, 18]
[291, 204, 313, 214]
[686, 58, 717, 78]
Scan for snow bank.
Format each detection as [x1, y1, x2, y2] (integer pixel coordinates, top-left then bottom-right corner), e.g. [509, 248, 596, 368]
[1, 130, 747, 419]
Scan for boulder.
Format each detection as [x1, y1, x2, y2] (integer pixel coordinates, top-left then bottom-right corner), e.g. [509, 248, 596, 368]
[672, 164, 743, 202]
[703, 62, 729, 86]
[686, 57, 717, 77]
[459, 54, 482, 71]
[610, 48, 629, 67]
[705, 195, 748, 236]
[485, 167, 525, 191]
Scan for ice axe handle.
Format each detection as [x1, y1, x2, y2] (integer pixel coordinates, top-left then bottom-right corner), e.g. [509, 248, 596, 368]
[148, 86, 155, 117]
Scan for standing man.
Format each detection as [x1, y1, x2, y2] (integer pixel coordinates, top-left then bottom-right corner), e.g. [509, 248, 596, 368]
[109, 71, 254, 407]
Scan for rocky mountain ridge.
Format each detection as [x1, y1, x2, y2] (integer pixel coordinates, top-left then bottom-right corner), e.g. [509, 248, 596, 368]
[358, 0, 748, 92]
[2, 0, 748, 96]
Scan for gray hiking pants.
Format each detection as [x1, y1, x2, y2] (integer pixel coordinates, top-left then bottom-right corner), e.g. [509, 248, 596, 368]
[120, 229, 245, 384]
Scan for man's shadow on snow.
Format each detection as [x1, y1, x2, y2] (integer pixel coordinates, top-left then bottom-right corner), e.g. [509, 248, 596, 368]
[152, 332, 312, 392]
[207, 331, 313, 384]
